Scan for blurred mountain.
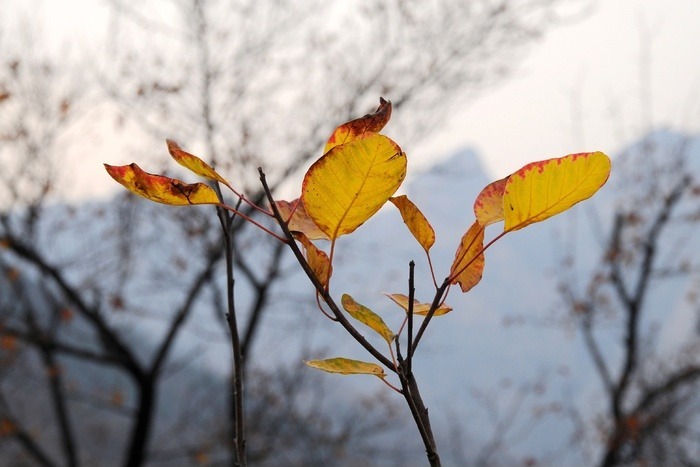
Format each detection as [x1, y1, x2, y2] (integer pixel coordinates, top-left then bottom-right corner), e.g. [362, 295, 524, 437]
[2, 128, 697, 465]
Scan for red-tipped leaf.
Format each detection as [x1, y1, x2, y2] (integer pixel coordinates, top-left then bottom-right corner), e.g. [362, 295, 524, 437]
[105, 163, 219, 206]
[324, 98, 392, 154]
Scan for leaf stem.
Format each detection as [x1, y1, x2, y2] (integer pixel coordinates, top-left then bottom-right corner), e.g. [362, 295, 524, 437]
[447, 230, 507, 284]
[216, 203, 287, 243]
[379, 376, 403, 394]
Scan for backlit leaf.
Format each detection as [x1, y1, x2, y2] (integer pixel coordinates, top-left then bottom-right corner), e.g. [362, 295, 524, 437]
[503, 152, 611, 232]
[383, 293, 452, 316]
[166, 139, 232, 188]
[390, 195, 435, 251]
[450, 221, 485, 293]
[105, 163, 220, 206]
[275, 199, 329, 240]
[302, 133, 406, 240]
[474, 177, 507, 226]
[324, 98, 392, 154]
[293, 232, 332, 288]
[341, 294, 394, 344]
[305, 357, 386, 377]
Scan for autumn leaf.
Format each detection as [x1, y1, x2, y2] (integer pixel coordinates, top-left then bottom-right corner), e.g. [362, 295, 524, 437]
[293, 232, 332, 288]
[324, 98, 392, 154]
[305, 357, 386, 377]
[105, 163, 220, 206]
[450, 221, 485, 293]
[341, 294, 394, 344]
[390, 195, 435, 251]
[275, 198, 329, 240]
[166, 139, 233, 189]
[503, 152, 611, 232]
[474, 177, 508, 226]
[383, 293, 453, 316]
[302, 133, 406, 240]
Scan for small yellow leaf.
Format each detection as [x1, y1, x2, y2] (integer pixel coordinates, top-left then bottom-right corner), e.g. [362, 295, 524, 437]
[305, 357, 386, 377]
[389, 195, 436, 251]
[383, 293, 453, 316]
[450, 221, 485, 293]
[474, 177, 508, 226]
[275, 199, 329, 240]
[324, 98, 392, 154]
[166, 139, 232, 188]
[341, 294, 394, 344]
[302, 133, 406, 240]
[503, 152, 611, 232]
[293, 232, 332, 288]
[105, 163, 220, 206]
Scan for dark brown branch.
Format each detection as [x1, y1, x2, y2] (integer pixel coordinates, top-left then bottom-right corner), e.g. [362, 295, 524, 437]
[150, 246, 222, 373]
[5, 237, 142, 375]
[240, 241, 286, 364]
[610, 176, 691, 421]
[580, 309, 615, 394]
[23, 309, 79, 467]
[259, 168, 394, 371]
[634, 366, 700, 414]
[409, 278, 450, 358]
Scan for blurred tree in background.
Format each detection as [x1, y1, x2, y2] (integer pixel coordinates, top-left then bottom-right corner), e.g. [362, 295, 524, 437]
[0, 1, 590, 465]
[559, 133, 700, 466]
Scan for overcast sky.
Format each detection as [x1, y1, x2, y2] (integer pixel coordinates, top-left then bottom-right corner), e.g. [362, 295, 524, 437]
[416, 0, 700, 177]
[4, 0, 700, 199]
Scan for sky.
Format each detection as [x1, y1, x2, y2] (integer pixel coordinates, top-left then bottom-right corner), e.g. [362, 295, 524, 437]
[416, 0, 700, 178]
[3, 0, 700, 199]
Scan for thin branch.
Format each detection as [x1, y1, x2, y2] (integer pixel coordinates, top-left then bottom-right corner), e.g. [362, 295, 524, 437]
[4, 237, 142, 375]
[407, 261, 415, 375]
[259, 168, 394, 371]
[634, 366, 700, 414]
[0, 392, 57, 467]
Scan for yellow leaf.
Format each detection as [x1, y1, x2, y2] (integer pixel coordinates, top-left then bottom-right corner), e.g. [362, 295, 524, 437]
[302, 133, 406, 240]
[275, 198, 329, 240]
[305, 357, 386, 377]
[341, 294, 394, 344]
[324, 98, 392, 154]
[293, 232, 332, 288]
[473, 177, 508, 227]
[450, 221, 485, 293]
[389, 195, 435, 251]
[166, 139, 232, 188]
[105, 163, 220, 206]
[503, 152, 611, 232]
[383, 293, 452, 316]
